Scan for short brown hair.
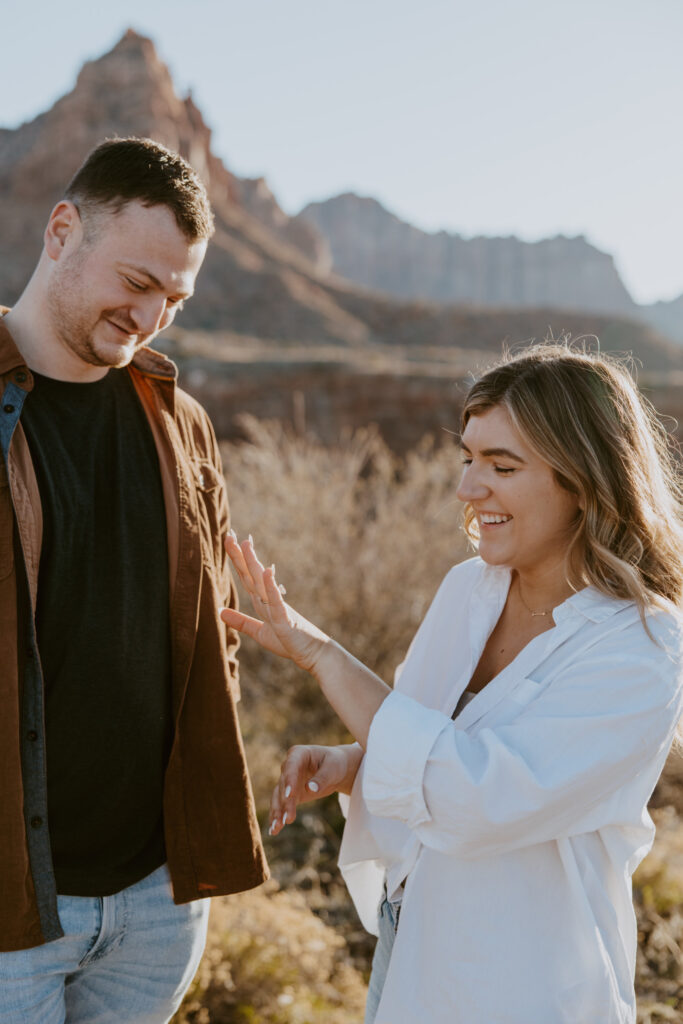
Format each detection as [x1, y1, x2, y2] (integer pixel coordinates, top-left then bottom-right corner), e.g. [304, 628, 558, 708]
[65, 137, 214, 241]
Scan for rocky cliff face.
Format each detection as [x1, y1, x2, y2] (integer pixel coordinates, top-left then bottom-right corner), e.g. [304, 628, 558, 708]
[297, 194, 637, 317]
[640, 294, 683, 344]
[0, 30, 678, 375]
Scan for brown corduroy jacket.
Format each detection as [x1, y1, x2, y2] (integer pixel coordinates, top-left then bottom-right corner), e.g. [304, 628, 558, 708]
[0, 312, 269, 951]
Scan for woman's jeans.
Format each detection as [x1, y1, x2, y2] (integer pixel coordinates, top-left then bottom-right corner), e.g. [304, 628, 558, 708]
[364, 897, 399, 1024]
[0, 863, 210, 1024]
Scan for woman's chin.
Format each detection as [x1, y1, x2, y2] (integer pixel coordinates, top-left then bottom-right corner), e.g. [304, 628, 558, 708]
[477, 542, 512, 568]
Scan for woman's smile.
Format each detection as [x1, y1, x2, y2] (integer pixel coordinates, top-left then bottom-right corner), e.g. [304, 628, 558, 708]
[478, 512, 513, 527]
[457, 405, 580, 578]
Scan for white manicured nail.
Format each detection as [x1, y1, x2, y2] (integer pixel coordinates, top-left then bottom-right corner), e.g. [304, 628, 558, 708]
[308, 780, 319, 792]
[282, 812, 288, 826]
[284, 785, 291, 798]
[269, 820, 278, 835]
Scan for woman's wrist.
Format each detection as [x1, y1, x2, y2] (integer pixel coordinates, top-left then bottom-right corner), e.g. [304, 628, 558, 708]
[338, 743, 364, 795]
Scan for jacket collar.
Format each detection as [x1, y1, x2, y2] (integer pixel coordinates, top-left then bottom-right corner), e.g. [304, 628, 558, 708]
[0, 305, 177, 384]
[0, 307, 30, 379]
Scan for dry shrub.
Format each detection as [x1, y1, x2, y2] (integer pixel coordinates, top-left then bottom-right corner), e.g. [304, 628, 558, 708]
[222, 416, 468, 807]
[635, 806, 683, 1021]
[174, 881, 367, 1024]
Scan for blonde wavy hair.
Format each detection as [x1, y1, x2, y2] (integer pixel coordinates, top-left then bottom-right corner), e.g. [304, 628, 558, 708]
[461, 342, 683, 617]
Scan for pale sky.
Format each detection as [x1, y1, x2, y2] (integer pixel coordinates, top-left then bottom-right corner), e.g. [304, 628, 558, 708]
[2, 0, 682, 305]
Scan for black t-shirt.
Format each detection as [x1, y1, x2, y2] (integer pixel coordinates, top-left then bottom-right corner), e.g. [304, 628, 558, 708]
[21, 368, 173, 896]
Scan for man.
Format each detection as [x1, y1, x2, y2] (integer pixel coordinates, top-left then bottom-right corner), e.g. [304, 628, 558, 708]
[0, 137, 268, 1023]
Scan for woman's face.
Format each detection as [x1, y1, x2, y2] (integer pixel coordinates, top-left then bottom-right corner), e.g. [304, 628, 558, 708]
[456, 404, 581, 578]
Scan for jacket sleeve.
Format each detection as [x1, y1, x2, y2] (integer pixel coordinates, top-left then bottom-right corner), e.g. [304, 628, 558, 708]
[362, 624, 683, 858]
[205, 413, 241, 689]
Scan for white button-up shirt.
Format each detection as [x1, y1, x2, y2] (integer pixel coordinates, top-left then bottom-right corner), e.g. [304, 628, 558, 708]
[338, 558, 683, 1024]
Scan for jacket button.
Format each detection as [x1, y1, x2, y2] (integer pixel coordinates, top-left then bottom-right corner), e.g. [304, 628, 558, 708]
[3, 404, 15, 414]
[30, 816, 43, 829]
[14, 371, 28, 384]
[27, 730, 38, 742]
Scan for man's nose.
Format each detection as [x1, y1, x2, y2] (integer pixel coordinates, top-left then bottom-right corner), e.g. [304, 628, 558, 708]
[133, 297, 169, 335]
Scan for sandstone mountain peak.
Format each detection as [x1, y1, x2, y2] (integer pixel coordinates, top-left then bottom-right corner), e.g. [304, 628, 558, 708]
[0, 35, 678, 367]
[298, 193, 636, 317]
[0, 31, 327, 300]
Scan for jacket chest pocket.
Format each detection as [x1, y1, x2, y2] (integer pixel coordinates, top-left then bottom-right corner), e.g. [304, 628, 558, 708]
[0, 461, 14, 581]
[192, 460, 224, 569]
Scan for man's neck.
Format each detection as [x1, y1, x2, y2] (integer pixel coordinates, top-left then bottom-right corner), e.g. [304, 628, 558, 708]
[3, 296, 108, 383]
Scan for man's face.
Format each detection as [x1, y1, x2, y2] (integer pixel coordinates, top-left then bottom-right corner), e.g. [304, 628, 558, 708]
[46, 200, 206, 371]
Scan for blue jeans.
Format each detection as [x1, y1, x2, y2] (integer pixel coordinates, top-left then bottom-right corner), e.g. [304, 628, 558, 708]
[364, 897, 399, 1024]
[0, 864, 210, 1024]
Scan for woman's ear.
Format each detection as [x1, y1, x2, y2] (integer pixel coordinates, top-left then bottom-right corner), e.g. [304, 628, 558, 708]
[44, 201, 82, 262]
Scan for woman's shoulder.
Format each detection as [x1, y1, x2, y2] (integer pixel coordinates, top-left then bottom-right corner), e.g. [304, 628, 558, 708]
[644, 599, 683, 663]
[565, 588, 683, 691]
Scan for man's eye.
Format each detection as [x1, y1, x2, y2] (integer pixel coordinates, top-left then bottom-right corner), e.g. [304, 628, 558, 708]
[125, 277, 146, 291]
[494, 466, 516, 475]
[461, 457, 472, 466]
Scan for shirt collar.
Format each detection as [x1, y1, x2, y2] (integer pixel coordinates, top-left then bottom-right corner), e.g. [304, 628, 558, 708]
[474, 558, 633, 624]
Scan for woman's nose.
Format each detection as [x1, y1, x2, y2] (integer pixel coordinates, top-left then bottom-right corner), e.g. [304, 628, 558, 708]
[456, 464, 490, 503]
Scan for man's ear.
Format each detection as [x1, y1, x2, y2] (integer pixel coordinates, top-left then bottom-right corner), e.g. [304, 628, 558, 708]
[44, 201, 82, 262]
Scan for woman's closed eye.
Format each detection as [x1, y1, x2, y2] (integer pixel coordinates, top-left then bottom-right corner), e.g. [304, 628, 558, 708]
[461, 457, 516, 475]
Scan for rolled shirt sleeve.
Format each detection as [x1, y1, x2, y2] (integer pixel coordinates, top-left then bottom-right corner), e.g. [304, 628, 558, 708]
[363, 627, 683, 859]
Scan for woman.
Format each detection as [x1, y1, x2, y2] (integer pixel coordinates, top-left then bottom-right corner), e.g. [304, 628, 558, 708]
[220, 344, 683, 1024]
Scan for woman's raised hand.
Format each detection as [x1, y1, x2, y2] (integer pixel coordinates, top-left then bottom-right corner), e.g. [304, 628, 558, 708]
[269, 743, 364, 836]
[220, 533, 329, 673]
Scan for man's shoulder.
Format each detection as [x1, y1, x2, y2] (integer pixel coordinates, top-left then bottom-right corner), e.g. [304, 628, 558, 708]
[131, 346, 217, 454]
[174, 383, 213, 430]
[133, 346, 211, 423]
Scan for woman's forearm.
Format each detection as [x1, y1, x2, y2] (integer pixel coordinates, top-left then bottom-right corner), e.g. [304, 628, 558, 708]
[312, 639, 392, 748]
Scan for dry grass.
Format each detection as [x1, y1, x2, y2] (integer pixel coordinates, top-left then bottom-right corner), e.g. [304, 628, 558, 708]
[174, 420, 683, 1023]
[223, 415, 469, 806]
[175, 882, 367, 1024]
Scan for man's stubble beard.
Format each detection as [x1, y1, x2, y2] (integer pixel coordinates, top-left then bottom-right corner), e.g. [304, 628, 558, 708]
[46, 247, 142, 370]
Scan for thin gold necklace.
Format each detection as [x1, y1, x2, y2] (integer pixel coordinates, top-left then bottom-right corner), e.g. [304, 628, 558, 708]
[516, 576, 553, 617]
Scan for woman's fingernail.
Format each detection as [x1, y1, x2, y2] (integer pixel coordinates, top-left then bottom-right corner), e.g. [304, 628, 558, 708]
[307, 780, 319, 793]
[229, 528, 237, 541]
[248, 534, 254, 545]
[282, 812, 288, 826]
[218, 607, 227, 616]
[269, 820, 278, 835]
[270, 563, 276, 575]
[284, 785, 291, 798]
